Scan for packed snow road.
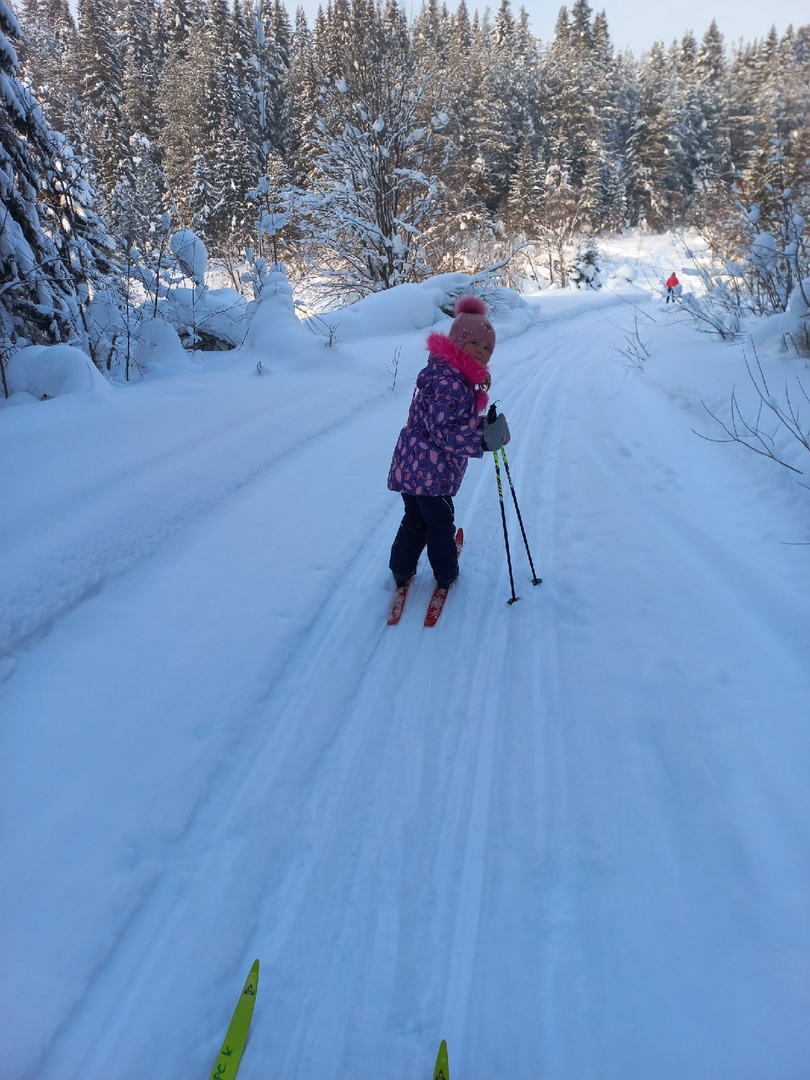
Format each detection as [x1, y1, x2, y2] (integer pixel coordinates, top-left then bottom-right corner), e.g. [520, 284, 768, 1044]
[2, 288, 808, 1079]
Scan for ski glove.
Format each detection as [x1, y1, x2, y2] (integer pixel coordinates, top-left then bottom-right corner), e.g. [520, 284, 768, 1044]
[482, 412, 510, 452]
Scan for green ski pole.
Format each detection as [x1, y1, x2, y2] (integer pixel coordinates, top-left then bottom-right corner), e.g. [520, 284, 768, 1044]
[493, 447, 519, 604]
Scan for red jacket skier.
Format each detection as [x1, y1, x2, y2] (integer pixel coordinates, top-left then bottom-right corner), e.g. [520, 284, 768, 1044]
[666, 272, 679, 302]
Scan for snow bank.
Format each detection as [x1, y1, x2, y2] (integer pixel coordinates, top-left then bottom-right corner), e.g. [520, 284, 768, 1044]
[131, 315, 199, 377]
[4, 344, 110, 402]
[327, 275, 539, 345]
[326, 282, 437, 341]
[241, 266, 325, 365]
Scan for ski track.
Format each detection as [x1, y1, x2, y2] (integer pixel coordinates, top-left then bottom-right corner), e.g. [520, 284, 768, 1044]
[0, 372, 396, 658]
[6, 297, 810, 1079]
[19, 431, 402, 1077]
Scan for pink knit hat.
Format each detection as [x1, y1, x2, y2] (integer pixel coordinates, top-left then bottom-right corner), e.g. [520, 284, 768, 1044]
[448, 295, 496, 352]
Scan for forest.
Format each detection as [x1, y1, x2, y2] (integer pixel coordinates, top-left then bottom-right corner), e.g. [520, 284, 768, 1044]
[2, 0, 809, 378]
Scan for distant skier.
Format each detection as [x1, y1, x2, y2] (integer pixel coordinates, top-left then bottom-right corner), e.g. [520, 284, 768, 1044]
[666, 272, 680, 302]
[387, 295, 510, 590]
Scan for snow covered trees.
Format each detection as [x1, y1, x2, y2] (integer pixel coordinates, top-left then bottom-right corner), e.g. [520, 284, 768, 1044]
[300, 0, 451, 297]
[2, 1, 84, 357]
[3, 0, 809, 350]
[1, 0, 123, 383]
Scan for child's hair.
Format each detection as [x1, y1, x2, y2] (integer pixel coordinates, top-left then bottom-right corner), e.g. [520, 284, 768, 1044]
[448, 296, 496, 351]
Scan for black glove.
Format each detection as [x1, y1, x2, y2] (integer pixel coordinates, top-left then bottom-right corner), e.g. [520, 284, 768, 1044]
[482, 412, 510, 452]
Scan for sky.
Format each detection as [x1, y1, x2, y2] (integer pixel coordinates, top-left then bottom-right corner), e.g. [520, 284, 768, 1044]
[56, 0, 808, 55]
[2, 234, 809, 1079]
[292, 0, 808, 54]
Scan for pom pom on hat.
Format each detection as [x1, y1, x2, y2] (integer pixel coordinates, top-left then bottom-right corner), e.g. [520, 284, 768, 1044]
[455, 295, 487, 316]
[448, 294, 496, 352]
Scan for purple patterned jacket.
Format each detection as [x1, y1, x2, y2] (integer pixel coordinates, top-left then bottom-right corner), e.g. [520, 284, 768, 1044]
[387, 332, 490, 497]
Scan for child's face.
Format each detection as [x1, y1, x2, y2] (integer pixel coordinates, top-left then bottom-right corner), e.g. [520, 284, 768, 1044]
[464, 339, 494, 365]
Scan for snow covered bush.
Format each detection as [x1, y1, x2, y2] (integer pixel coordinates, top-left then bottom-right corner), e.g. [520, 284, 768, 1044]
[1, 0, 124, 390]
[4, 343, 109, 400]
[125, 229, 248, 354]
[698, 346, 810, 477]
[1, 1, 81, 358]
[694, 143, 810, 331]
[569, 247, 602, 290]
[171, 229, 208, 286]
[154, 286, 249, 352]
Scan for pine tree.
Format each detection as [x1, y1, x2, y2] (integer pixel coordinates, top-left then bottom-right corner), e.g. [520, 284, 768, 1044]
[726, 40, 761, 176]
[1, 0, 120, 373]
[16, 0, 79, 136]
[541, 0, 620, 232]
[74, 0, 125, 196]
[489, 0, 538, 208]
[121, 0, 160, 140]
[691, 22, 728, 190]
[416, 1, 505, 268]
[303, 0, 451, 295]
[504, 134, 543, 236]
[411, 0, 471, 267]
[460, 10, 512, 214]
[163, 0, 197, 58]
[282, 7, 318, 187]
[159, 0, 204, 215]
[267, 0, 293, 148]
[112, 133, 169, 253]
[2, 0, 77, 362]
[185, 0, 237, 248]
[626, 43, 681, 228]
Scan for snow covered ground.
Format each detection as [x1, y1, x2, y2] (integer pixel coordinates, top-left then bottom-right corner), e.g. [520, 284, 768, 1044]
[2, 236, 809, 1079]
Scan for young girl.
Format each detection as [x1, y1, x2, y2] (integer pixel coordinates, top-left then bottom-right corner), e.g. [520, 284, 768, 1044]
[387, 295, 510, 589]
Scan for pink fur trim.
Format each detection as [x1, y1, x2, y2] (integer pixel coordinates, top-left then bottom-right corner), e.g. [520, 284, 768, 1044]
[426, 331, 490, 413]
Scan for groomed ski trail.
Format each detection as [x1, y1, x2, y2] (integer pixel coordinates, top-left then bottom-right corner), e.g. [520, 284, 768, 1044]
[4, 296, 808, 1080]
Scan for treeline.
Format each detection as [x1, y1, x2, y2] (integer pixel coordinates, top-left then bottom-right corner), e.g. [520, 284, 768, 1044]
[2, 0, 809, 369]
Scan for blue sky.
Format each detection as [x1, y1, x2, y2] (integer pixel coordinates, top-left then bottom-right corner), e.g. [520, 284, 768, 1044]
[59, 0, 807, 54]
[296, 0, 808, 54]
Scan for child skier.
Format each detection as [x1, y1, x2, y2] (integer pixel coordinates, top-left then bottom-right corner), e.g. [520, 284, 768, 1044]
[666, 272, 680, 302]
[387, 295, 510, 589]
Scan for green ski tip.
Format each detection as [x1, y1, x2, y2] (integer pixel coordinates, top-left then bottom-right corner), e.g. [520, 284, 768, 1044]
[208, 959, 260, 1080]
[433, 1038, 449, 1080]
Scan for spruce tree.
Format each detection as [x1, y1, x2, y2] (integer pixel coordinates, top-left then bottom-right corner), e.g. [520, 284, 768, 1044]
[159, 0, 207, 226]
[626, 43, 681, 228]
[303, 0, 451, 295]
[121, 0, 160, 140]
[541, 0, 616, 231]
[74, 0, 125, 196]
[16, 0, 79, 136]
[1, 0, 77, 360]
[1, 0, 119, 371]
[505, 134, 543, 237]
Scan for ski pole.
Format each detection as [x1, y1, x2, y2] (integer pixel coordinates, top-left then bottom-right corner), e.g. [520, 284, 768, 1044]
[492, 447, 519, 605]
[500, 446, 542, 586]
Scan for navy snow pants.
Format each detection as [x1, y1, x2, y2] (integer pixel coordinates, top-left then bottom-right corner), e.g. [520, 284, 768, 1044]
[389, 494, 459, 587]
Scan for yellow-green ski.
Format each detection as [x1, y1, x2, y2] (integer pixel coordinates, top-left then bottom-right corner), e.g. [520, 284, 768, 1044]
[433, 1038, 449, 1080]
[208, 959, 260, 1080]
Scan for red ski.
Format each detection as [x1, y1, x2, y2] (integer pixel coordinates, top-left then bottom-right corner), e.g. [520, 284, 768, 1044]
[424, 528, 464, 627]
[387, 582, 412, 625]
